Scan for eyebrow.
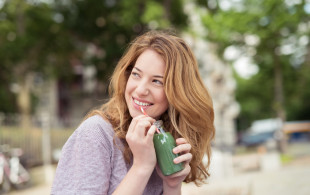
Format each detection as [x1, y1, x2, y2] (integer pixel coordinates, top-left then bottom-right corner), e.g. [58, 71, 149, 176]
[134, 67, 164, 78]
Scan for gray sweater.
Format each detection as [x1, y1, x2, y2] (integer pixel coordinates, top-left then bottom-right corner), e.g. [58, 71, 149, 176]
[51, 115, 163, 195]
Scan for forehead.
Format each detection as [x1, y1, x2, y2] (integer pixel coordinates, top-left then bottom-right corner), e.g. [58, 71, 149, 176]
[134, 49, 166, 75]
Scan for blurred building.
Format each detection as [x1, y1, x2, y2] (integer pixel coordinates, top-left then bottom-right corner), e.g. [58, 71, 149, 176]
[33, 65, 104, 128]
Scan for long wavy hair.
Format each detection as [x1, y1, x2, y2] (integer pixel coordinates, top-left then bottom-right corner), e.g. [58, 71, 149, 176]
[86, 30, 215, 185]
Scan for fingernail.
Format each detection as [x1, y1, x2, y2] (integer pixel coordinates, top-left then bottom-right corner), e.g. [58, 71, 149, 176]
[174, 158, 179, 164]
[173, 148, 178, 153]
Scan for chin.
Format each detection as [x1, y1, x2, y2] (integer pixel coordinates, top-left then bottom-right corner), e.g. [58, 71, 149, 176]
[128, 109, 141, 118]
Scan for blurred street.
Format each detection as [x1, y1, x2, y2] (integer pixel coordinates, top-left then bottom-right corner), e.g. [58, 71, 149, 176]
[182, 155, 310, 195]
[5, 142, 310, 195]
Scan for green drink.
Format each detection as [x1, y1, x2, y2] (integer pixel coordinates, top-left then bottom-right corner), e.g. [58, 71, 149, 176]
[153, 121, 184, 176]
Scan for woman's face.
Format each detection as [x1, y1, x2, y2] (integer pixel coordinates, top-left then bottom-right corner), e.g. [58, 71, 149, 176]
[125, 49, 169, 119]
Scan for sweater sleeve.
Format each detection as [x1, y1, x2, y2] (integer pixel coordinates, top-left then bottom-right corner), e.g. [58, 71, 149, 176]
[51, 116, 115, 195]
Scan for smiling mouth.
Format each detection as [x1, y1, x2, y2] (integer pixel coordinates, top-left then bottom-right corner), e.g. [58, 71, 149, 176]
[133, 98, 153, 106]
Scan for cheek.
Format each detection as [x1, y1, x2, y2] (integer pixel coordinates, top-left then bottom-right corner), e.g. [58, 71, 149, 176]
[125, 82, 132, 106]
[158, 92, 169, 109]
[125, 79, 134, 95]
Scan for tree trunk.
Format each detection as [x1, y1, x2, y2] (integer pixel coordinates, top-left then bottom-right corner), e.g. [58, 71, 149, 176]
[163, 0, 172, 21]
[273, 53, 287, 153]
[15, 0, 32, 129]
[274, 56, 286, 120]
[17, 74, 32, 129]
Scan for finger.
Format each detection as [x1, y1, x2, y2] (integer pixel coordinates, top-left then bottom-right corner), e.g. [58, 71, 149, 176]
[173, 153, 193, 164]
[134, 115, 156, 126]
[164, 163, 191, 179]
[128, 115, 148, 134]
[146, 125, 156, 142]
[135, 120, 152, 137]
[173, 143, 191, 154]
[145, 116, 156, 124]
[134, 115, 156, 132]
[175, 138, 188, 145]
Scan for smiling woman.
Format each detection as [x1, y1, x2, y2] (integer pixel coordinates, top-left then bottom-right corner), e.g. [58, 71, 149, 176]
[125, 49, 169, 120]
[51, 30, 215, 195]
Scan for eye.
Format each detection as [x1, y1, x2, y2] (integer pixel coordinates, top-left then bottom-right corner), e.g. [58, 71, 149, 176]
[131, 71, 140, 78]
[153, 79, 163, 85]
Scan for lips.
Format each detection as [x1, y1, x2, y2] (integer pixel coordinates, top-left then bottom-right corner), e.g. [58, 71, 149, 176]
[132, 97, 153, 107]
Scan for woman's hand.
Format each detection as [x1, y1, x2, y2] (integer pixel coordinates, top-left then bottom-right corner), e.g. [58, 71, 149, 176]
[156, 138, 192, 191]
[114, 115, 157, 195]
[126, 115, 157, 171]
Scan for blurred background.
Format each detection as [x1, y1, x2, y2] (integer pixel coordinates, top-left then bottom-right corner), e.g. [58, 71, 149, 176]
[0, 0, 310, 194]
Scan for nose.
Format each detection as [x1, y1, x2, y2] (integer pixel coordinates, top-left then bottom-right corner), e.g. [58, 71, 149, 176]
[136, 81, 149, 96]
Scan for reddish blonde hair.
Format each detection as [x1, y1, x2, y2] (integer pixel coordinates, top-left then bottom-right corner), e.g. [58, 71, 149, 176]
[86, 30, 215, 185]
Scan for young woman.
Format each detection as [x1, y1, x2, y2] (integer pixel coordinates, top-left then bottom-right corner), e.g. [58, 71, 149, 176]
[51, 30, 215, 195]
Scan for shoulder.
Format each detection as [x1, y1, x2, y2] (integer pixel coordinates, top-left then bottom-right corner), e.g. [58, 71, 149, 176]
[80, 115, 114, 135]
[52, 116, 122, 194]
[72, 115, 116, 148]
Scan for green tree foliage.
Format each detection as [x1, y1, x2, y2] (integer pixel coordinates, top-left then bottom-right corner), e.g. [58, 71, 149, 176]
[0, 0, 74, 121]
[0, 0, 74, 79]
[53, 0, 188, 81]
[0, 0, 188, 119]
[198, 0, 310, 130]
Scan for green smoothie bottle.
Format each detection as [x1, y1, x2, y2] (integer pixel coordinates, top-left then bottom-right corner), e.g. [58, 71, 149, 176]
[153, 120, 184, 176]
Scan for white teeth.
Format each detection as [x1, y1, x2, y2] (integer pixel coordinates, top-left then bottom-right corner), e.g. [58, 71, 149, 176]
[134, 99, 151, 106]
